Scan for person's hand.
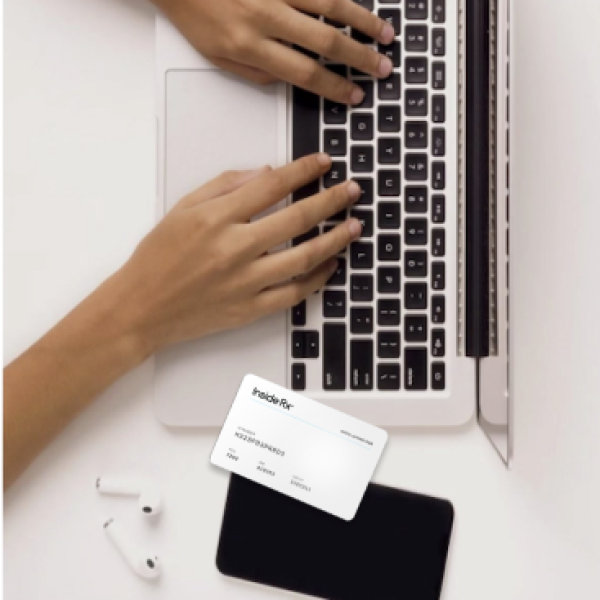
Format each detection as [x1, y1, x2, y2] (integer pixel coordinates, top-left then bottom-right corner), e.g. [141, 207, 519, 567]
[152, 0, 395, 105]
[115, 153, 362, 353]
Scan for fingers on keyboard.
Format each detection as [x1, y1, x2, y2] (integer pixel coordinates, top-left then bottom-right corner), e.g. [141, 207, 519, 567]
[290, 1, 447, 392]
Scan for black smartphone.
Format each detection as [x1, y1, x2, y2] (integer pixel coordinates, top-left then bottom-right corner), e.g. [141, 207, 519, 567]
[216, 474, 454, 600]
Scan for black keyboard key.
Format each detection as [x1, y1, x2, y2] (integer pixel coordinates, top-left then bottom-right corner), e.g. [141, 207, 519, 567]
[432, 228, 445, 256]
[432, 362, 445, 390]
[405, 186, 428, 212]
[432, 195, 445, 223]
[351, 65, 370, 77]
[293, 226, 319, 246]
[432, 29, 445, 56]
[378, 105, 401, 133]
[432, 295, 445, 323]
[354, 177, 374, 205]
[406, 89, 428, 116]
[378, 138, 401, 164]
[351, 307, 374, 334]
[432, 161, 445, 189]
[432, 62, 446, 89]
[378, 363, 401, 390]
[378, 169, 401, 196]
[323, 323, 346, 390]
[353, 0, 374, 10]
[292, 331, 305, 359]
[379, 0, 400, 3]
[405, 347, 427, 390]
[378, 234, 401, 261]
[325, 17, 345, 28]
[405, 283, 428, 309]
[378, 299, 400, 326]
[351, 28, 373, 44]
[378, 266, 401, 293]
[405, 218, 428, 245]
[324, 100, 347, 125]
[405, 315, 427, 342]
[378, 201, 401, 229]
[432, 95, 445, 123]
[328, 210, 347, 222]
[378, 331, 401, 359]
[324, 129, 347, 156]
[405, 154, 428, 181]
[432, 128, 445, 156]
[306, 331, 319, 358]
[378, 41, 401, 67]
[432, 0, 445, 23]
[351, 340, 374, 390]
[406, 122, 428, 149]
[327, 258, 347, 286]
[432, 329, 445, 357]
[432, 261, 445, 290]
[351, 274, 374, 302]
[406, 57, 428, 84]
[378, 73, 401, 100]
[293, 86, 319, 162]
[355, 80, 374, 108]
[405, 251, 428, 277]
[327, 64, 347, 78]
[292, 363, 306, 390]
[351, 146, 374, 172]
[292, 301, 306, 326]
[405, 25, 428, 51]
[351, 113, 374, 141]
[406, 0, 428, 20]
[378, 8, 401, 32]
[323, 290, 346, 318]
[350, 242, 374, 269]
[351, 209, 373, 237]
[324, 162, 347, 188]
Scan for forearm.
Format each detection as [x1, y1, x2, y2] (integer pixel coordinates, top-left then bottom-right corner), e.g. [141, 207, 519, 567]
[3, 270, 151, 489]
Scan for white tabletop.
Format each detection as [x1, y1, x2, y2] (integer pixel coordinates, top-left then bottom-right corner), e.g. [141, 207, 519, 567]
[4, 0, 600, 598]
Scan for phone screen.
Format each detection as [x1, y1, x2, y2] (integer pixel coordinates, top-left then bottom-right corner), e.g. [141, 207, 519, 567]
[216, 474, 454, 600]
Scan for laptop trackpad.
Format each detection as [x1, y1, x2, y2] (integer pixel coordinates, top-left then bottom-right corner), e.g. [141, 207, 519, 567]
[155, 70, 286, 427]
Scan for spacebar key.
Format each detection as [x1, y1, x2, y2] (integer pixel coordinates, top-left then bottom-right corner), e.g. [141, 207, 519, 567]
[323, 324, 346, 390]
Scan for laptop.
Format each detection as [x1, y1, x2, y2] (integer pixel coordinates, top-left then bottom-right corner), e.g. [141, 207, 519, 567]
[154, 0, 512, 463]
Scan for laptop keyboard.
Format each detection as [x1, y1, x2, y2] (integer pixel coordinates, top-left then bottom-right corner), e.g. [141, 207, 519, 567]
[291, 0, 448, 394]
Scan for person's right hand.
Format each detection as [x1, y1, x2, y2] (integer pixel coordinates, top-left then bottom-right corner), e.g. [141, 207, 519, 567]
[151, 0, 395, 105]
[115, 153, 362, 355]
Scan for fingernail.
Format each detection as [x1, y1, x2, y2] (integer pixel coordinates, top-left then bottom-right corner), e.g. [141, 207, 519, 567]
[347, 180, 361, 200]
[317, 152, 332, 166]
[350, 86, 365, 105]
[347, 218, 362, 238]
[378, 56, 393, 78]
[380, 22, 395, 44]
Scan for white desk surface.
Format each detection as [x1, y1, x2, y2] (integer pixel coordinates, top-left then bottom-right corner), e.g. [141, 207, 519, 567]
[4, 0, 600, 598]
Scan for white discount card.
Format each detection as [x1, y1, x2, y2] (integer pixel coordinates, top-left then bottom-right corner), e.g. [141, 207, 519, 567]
[210, 374, 388, 520]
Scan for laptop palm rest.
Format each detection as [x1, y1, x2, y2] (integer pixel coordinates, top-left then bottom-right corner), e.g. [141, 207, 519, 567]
[155, 70, 286, 427]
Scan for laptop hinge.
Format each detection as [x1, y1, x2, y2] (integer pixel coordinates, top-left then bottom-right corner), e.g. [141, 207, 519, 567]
[465, 0, 491, 358]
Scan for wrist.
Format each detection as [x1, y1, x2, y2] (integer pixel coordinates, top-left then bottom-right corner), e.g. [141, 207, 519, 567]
[83, 267, 163, 370]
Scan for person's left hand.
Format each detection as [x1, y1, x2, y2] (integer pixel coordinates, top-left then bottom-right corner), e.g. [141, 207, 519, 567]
[152, 0, 396, 105]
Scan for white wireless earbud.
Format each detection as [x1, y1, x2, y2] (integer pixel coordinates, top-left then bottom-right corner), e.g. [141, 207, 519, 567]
[96, 477, 162, 516]
[104, 518, 161, 579]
